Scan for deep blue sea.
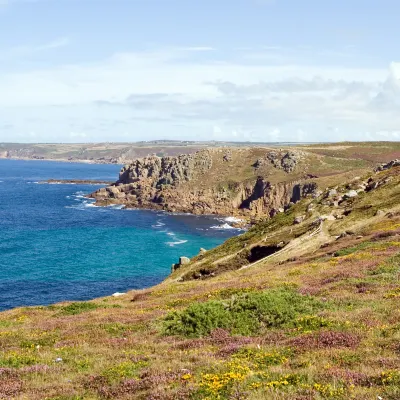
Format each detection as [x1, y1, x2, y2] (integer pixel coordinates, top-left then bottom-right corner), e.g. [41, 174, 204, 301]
[0, 160, 240, 311]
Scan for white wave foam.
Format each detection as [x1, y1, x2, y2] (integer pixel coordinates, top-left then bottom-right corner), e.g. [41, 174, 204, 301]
[65, 199, 98, 210]
[210, 223, 238, 230]
[151, 220, 166, 228]
[166, 239, 188, 247]
[108, 204, 124, 209]
[224, 216, 243, 223]
[85, 202, 99, 208]
[166, 232, 176, 236]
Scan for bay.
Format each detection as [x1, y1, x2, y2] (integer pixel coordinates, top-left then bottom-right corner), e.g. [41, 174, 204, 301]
[0, 160, 240, 311]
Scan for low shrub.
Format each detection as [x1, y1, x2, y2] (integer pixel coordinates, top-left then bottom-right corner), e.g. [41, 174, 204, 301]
[163, 288, 321, 337]
[334, 241, 374, 257]
[58, 302, 100, 315]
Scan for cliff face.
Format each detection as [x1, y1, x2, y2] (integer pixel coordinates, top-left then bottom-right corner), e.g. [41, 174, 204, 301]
[90, 148, 323, 219]
[118, 151, 213, 187]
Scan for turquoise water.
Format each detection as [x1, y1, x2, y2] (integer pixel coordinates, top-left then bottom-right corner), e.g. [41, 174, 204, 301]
[0, 160, 240, 311]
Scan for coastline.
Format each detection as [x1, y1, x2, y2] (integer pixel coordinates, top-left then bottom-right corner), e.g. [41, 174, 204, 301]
[88, 195, 251, 228]
[39, 179, 115, 185]
[0, 156, 120, 165]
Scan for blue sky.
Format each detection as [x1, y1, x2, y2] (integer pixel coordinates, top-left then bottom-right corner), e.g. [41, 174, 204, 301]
[0, 0, 399, 143]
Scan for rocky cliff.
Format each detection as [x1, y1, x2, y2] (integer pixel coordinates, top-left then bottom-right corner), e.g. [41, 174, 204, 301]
[89, 148, 327, 219]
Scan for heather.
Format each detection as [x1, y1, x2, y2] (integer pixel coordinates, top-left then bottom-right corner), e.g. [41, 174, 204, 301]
[0, 163, 400, 399]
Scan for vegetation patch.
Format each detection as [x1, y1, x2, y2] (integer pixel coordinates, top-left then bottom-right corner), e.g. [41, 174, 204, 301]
[102, 360, 148, 383]
[163, 288, 322, 337]
[0, 350, 39, 368]
[289, 330, 361, 350]
[57, 302, 101, 315]
[333, 241, 375, 257]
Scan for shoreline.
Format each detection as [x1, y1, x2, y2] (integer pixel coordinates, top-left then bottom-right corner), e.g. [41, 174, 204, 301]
[88, 194, 251, 228]
[0, 156, 121, 165]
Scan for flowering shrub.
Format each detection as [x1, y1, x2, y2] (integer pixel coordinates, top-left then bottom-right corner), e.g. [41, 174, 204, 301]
[292, 315, 335, 333]
[233, 348, 290, 367]
[374, 370, 400, 386]
[0, 351, 38, 368]
[384, 287, 400, 298]
[102, 360, 149, 383]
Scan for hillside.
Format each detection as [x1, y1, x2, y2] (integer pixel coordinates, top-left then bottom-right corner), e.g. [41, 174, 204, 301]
[0, 156, 399, 399]
[90, 142, 400, 220]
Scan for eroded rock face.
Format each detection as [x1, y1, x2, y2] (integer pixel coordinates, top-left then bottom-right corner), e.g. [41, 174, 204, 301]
[254, 150, 305, 173]
[119, 151, 213, 187]
[90, 149, 319, 218]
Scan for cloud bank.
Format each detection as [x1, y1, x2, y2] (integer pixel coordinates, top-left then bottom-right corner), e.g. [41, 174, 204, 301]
[0, 45, 399, 142]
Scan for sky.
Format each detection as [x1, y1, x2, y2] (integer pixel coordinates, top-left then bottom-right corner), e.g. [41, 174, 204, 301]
[0, 0, 400, 143]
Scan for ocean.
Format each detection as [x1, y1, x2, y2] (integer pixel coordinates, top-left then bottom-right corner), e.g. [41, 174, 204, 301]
[0, 160, 241, 311]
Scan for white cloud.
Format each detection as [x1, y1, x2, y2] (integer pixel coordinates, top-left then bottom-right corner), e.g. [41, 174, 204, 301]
[0, 46, 399, 142]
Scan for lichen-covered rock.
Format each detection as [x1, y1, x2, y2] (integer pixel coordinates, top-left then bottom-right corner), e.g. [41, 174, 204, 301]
[255, 150, 304, 173]
[119, 150, 213, 188]
[281, 151, 301, 173]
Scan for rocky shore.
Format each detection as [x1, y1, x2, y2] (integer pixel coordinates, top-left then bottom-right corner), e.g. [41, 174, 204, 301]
[89, 148, 323, 220]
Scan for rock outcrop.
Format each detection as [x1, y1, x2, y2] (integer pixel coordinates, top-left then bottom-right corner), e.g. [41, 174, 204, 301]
[171, 256, 191, 272]
[90, 148, 320, 218]
[254, 150, 305, 173]
[375, 159, 400, 172]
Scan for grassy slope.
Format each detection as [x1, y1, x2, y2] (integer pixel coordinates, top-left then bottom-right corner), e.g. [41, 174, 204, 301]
[1, 159, 400, 399]
[178, 146, 374, 191]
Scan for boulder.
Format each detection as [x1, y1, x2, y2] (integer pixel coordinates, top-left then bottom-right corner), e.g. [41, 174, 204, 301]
[179, 256, 191, 265]
[171, 263, 179, 273]
[375, 209, 385, 217]
[343, 190, 358, 199]
[326, 189, 337, 198]
[294, 215, 305, 224]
